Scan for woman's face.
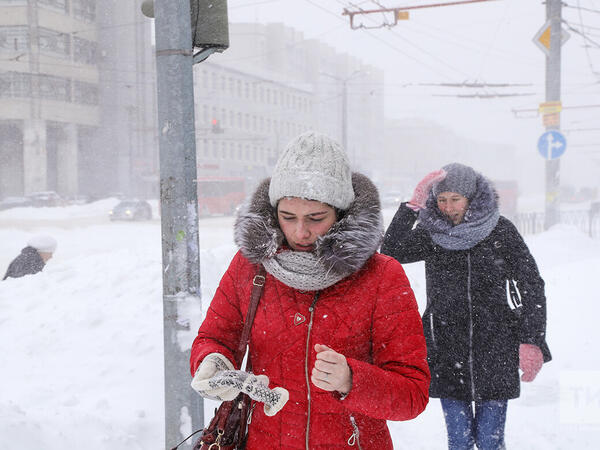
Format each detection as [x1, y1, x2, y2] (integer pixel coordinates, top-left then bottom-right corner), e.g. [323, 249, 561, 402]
[277, 197, 337, 252]
[436, 191, 469, 225]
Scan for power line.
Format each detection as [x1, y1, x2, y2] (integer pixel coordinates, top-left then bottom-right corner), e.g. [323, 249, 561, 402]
[563, 2, 600, 15]
[575, 0, 600, 80]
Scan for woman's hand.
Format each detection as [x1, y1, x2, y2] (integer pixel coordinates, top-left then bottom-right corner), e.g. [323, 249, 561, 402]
[407, 169, 447, 211]
[311, 344, 352, 395]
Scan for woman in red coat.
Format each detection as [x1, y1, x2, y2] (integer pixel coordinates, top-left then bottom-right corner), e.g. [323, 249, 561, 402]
[190, 131, 430, 449]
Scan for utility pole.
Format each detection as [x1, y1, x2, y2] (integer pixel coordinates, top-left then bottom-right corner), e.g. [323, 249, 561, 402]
[342, 78, 348, 162]
[545, 0, 562, 229]
[152, 1, 202, 447]
[321, 70, 365, 166]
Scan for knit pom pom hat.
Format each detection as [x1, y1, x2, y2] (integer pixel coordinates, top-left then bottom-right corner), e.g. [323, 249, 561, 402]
[433, 163, 478, 199]
[268, 131, 355, 210]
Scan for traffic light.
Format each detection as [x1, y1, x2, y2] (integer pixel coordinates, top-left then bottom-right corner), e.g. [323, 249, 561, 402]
[211, 119, 224, 134]
[141, 0, 229, 51]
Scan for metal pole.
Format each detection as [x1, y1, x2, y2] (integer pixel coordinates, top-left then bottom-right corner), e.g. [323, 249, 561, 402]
[544, 0, 562, 230]
[153, 1, 203, 448]
[342, 79, 349, 164]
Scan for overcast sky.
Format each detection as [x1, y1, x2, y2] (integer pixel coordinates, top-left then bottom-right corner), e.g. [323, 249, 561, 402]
[226, 0, 600, 190]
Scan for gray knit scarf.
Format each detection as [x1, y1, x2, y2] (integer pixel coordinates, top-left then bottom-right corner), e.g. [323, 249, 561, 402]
[261, 251, 346, 291]
[418, 172, 500, 251]
[234, 173, 384, 291]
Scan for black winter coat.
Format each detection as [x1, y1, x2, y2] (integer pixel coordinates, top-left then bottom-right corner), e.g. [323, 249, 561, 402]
[3, 246, 45, 280]
[381, 203, 551, 401]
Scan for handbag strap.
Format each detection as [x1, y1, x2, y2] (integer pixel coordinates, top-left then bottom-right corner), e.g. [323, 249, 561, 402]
[234, 265, 266, 368]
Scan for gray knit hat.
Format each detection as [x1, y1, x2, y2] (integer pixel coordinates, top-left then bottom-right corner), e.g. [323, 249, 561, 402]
[433, 163, 478, 199]
[269, 131, 355, 209]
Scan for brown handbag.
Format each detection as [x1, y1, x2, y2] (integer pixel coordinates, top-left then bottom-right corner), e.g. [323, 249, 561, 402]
[171, 266, 266, 450]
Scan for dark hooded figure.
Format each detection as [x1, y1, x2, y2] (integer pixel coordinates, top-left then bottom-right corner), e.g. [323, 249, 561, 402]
[188, 131, 430, 449]
[3, 235, 57, 280]
[381, 163, 551, 450]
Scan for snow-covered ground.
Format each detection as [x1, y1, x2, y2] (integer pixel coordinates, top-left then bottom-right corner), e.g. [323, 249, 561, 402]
[1, 200, 599, 449]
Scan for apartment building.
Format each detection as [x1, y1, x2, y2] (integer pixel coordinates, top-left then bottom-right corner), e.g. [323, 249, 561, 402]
[0, 0, 99, 199]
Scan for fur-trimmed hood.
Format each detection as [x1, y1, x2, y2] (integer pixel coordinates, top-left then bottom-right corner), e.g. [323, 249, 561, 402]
[234, 173, 383, 276]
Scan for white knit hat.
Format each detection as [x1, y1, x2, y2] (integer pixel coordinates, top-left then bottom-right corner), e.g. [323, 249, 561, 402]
[268, 131, 355, 209]
[27, 234, 57, 253]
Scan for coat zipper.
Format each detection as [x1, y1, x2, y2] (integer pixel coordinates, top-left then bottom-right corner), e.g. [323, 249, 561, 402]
[304, 292, 320, 450]
[467, 252, 476, 400]
[348, 415, 363, 449]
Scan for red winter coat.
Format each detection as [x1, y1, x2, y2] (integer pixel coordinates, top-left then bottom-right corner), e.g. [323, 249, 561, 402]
[191, 174, 430, 449]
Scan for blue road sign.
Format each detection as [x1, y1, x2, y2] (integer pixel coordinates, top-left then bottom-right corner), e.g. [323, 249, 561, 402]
[537, 130, 567, 160]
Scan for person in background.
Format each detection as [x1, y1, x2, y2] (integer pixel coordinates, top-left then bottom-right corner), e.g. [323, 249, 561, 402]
[189, 131, 430, 449]
[381, 163, 551, 450]
[3, 234, 57, 280]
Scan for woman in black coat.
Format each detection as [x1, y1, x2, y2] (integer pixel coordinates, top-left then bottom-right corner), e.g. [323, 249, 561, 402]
[381, 163, 551, 450]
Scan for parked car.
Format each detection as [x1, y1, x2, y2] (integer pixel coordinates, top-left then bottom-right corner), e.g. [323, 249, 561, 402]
[0, 196, 32, 211]
[109, 199, 152, 221]
[26, 191, 65, 207]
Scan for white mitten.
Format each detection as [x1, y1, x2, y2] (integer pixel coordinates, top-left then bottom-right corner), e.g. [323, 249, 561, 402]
[190, 353, 236, 400]
[240, 374, 289, 417]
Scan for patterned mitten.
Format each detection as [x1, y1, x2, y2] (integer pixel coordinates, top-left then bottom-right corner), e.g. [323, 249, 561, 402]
[408, 169, 447, 211]
[239, 373, 289, 417]
[190, 353, 236, 400]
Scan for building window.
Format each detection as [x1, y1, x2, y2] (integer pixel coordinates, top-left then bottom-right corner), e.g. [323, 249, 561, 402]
[73, 37, 97, 65]
[73, 0, 96, 22]
[72, 80, 98, 104]
[0, 26, 29, 52]
[39, 74, 71, 101]
[202, 70, 208, 88]
[38, 27, 70, 58]
[0, 71, 31, 98]
[203, 139, 209, 158]
[38, 0, 68, 13]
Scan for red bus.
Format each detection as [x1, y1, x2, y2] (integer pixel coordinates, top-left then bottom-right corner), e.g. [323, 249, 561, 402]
[197, 176, 245, 216]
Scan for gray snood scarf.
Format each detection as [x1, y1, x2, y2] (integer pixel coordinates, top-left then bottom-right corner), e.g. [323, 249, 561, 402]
[419, 172, 500, 251]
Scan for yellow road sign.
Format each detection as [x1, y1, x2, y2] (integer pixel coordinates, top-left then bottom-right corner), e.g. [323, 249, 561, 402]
[396, 10, 409, 20]
[532, 20, 571, 56]
[539, 101, 562, 114]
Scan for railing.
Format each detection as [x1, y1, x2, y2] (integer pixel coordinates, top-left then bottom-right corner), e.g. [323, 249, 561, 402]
[514, 207, 600, 239]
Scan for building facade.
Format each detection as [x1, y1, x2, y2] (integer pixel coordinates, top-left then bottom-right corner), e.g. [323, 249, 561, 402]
[0, 0, 100, 199]
[194, 22, 385, 188]
[0, 0, 157, 201]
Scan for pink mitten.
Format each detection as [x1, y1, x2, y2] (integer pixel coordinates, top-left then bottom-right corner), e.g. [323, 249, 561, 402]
[519, 343, 543, 382]
[407, 169, 447, 211]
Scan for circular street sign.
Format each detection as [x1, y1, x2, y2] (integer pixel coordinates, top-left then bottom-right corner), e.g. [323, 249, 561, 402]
[537, 130, 567, 160]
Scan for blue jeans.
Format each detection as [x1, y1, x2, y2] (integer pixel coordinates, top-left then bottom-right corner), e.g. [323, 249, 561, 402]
[440, 398, 508, 450]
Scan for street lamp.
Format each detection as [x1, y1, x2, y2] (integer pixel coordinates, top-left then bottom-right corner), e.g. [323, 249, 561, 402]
[319, 69, 367, 166]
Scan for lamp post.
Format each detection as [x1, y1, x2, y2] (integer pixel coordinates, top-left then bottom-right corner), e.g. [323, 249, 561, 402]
[320, 70, 366, 165]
